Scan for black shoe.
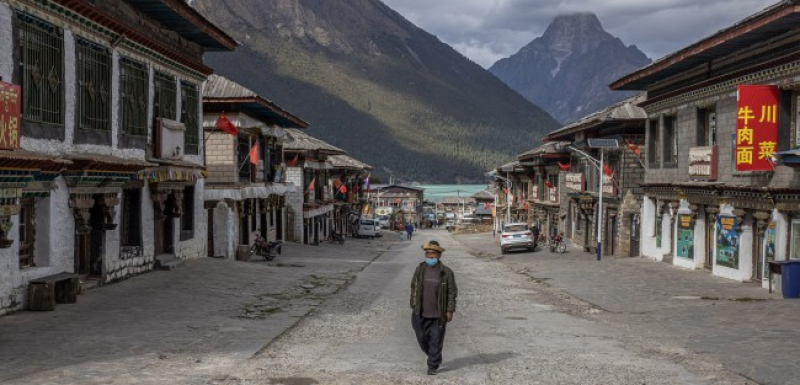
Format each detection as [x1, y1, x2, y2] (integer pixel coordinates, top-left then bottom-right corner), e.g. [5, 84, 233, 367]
[427, 368, 437, 375]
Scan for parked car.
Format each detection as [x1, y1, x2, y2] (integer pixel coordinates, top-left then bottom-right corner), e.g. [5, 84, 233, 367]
[500, 223, 535, 254]
[445, 220, 456, 232]
[355, 219, 380, 238]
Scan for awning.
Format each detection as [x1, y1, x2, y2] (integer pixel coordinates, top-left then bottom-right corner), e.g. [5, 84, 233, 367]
[303, 203, 334, 219]
[204, 183, 297, 201]
[64, 153, 156, 173]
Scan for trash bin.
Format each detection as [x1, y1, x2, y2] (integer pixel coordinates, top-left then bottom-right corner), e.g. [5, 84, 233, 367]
[777, 260, 800, 299]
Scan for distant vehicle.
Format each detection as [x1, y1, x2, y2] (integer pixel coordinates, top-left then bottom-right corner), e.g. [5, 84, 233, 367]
[355, 219, 380, 238]
[500, 223, 535, 254]
[376, 215, 390, 229]
[445, 220, 456, 232]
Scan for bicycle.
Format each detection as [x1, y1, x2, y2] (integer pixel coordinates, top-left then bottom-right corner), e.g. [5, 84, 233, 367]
[549, 233, 567, 253]
[537, 233, 549, 247]
[327, 230, 345, 245]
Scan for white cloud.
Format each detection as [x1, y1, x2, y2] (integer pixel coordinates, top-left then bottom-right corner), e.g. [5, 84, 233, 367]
[382, 0, 778, 67]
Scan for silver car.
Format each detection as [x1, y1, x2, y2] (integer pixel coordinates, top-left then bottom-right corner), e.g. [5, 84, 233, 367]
[500, 223, 535, 254]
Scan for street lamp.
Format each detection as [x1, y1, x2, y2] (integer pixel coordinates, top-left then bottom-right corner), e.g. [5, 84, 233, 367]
[568, 139, 619, 261]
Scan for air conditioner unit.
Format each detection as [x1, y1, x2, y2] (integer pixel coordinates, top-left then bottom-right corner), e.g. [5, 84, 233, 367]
[154, 118, 185, 160]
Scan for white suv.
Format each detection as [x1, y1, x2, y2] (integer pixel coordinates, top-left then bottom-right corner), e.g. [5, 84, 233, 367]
[500, 223, 535, 254]
[356, 219, 380, 238]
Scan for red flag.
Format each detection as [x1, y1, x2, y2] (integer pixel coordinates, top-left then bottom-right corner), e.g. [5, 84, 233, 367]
[249, 143, 259, 165]
[339, 184, 347, 194]
[544, 180, 553, 188]
[523, 201, 529, 210]
[484, 203, 491, 210]
[286, 153, 299, 167]
[558, 162, 571, 171]
[216, 113, 238, 136]
[603, 164, 614, 177]
[502, 188, 508, 194]
[625, 140, 641, 157]
[394, 198, 401, 204]
[306, 177, 316, 192]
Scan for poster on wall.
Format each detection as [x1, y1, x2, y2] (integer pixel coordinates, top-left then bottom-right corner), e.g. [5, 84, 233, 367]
[790, 219, 800, 260]
[764, 222, 776, 280]
[0, 81, 21, 150]
[677, 214, 694, 259]
[716, 215, 740, 268]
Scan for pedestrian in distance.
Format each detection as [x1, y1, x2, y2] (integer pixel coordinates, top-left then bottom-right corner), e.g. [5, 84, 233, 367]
[406, 222, 414, 240]
[410, 240, 458, 376]
[531, 224, 540, 249]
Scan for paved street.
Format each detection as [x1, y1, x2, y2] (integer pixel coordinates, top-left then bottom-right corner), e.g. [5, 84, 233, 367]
[458, 232, 800, 385]
[0, 229, 777, 384]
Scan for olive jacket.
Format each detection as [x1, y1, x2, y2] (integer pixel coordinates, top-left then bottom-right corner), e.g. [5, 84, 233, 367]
[410, 261, 457, 325]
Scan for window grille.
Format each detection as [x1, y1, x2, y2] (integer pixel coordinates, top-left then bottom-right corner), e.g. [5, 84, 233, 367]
[18, 13, 63, 125]
[154, 72, 176, 120]
[120, 58, 148, 136]
[181, 82, 199, 152]
[77, 38, 111, 130]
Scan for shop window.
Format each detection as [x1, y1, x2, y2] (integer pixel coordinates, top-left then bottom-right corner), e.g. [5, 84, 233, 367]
[18, 13, 64, 125]
[181, 186, 194, 235]
[663, 116, 678, 166]
[121, 189, 142, 247]
[180, 82, 199, 154]
[698, 107, 716, 146]
[154, 72, 176, 120]
[77, 38, 111, 130]
[120, 58, 148, 137]
[18, 198, 35, 267]
[647, 119, 660, 167]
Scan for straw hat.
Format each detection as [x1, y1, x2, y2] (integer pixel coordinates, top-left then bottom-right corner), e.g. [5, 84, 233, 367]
[421, 240, 445, 253]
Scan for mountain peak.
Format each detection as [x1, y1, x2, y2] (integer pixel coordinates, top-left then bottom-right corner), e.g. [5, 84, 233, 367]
[489, 13, 651, 123]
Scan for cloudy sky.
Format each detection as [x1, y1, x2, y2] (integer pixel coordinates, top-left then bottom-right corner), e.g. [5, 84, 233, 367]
[381, 0, 778, 68]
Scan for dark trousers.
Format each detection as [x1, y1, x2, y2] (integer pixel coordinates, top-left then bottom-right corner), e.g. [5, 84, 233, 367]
[411, 313, 446, 369]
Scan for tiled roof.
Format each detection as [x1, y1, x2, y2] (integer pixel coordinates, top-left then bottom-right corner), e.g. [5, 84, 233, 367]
[330, 154, 373, 171]
[284, 129, 346, 155]
[547, 94, 646, 139]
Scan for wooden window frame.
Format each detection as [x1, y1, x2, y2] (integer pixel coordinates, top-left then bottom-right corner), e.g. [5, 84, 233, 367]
[120, 58, 149, 137]
[663, 116, 678, 167]
[154, 71, 176, 120]
[180, 81, 199, 154]
[18, 13, 64, 125]
[77, 38, 111, 130]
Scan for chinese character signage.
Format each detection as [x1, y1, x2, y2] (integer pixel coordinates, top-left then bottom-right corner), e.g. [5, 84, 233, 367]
[735, 85, 779, 171]
[0, 81, 21, 150]
[677, 214, 694, 260]
[716, 215, 740, 268]
[688, 146, 718, 180]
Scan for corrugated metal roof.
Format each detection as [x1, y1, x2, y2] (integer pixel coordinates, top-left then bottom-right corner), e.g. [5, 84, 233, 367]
[329, 154, 373, 171]
[517, 141, 570, 159]
[546, 94, 646, 139]
[611, 0, 800, 90]
[497, 160, 520, 172]
[283, 129, 347, 155]
[204, 75, 309, 128]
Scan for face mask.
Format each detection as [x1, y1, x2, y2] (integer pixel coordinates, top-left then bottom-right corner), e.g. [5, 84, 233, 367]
[425, 258, 439, 266]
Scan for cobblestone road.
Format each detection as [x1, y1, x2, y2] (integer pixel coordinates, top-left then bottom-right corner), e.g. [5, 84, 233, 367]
[457, 232, 800, 385]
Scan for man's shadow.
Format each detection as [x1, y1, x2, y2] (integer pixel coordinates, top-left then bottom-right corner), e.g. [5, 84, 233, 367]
[438, 352, 515, 372]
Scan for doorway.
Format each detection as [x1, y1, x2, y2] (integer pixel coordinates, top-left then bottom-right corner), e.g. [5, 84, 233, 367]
[630, 213, 640, 257]
[154, 194, 175, 256]
[75, 196, 104, 277]
[606, 209, 617, 256]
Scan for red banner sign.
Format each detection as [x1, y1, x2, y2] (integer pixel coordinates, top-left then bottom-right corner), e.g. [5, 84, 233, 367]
[0, 81, 21, 150]
[735, 85, 779, 171]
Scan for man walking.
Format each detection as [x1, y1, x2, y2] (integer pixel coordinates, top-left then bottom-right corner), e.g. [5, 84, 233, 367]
[405, 222, 415, 240]
[410, 240, 457, 375]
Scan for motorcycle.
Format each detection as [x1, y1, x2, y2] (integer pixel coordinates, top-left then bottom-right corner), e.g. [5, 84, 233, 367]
[327, 230, 345, 245]
[250, 235, 282, 260]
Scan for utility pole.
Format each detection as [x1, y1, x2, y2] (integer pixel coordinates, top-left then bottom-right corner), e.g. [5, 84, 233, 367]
[583, 138, 620, 262]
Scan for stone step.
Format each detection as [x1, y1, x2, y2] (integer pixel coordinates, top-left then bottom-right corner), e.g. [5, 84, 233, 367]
[154, 254, 185, 271]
